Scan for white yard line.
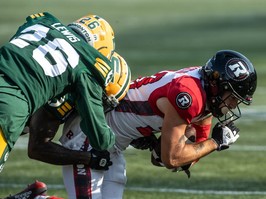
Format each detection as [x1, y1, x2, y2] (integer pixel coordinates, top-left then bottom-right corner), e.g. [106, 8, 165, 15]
[14, 106, 266, 150]
[1, 183, 266, 195]
[229, 145, 266, 151]
[127, 187, 266, 195]
[3, 106, 265, 196]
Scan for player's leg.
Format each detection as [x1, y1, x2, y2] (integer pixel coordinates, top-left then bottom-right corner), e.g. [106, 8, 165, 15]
[0, 127, 9, 172]
[102, 151, 127, 199]
[0, 81, 29, 172]
[62, 164, 105, 199]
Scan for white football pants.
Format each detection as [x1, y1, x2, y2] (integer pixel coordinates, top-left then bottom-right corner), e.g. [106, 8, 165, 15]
[62, 149, 127, 199]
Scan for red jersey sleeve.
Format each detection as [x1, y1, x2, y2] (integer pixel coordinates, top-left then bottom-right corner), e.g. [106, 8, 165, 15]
[167, 76, 206, 124]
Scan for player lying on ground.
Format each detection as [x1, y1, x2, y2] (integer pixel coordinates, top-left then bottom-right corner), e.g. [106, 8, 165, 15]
[28, 49, 257, 198]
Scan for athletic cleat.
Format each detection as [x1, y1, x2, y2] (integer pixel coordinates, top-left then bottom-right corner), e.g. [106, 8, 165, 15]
[5, 180, 47, 199]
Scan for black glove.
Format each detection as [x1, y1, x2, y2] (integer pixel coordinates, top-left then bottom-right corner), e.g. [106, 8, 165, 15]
[211, 122, 240, 151]
[89, 149, 112, 170]
[171, 163, 192, 178]
[130, 134, 159, 151]
[150, 136, 163, 166]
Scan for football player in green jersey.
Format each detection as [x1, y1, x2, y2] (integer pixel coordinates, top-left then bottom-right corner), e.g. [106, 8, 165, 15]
[27, 50, 131, 164]
[0, 12, 128, 172]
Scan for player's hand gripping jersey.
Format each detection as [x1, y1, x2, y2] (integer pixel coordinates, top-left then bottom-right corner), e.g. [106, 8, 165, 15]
[0, 12, 115, 151]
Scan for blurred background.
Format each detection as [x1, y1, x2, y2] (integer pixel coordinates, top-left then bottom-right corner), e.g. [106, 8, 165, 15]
[1, 0, 266, 79]
[0, 0, 265, 198]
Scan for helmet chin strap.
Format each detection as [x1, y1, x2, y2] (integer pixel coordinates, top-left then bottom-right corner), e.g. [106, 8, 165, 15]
[102, 92, 119, 113]
[209, 96, 224, 118]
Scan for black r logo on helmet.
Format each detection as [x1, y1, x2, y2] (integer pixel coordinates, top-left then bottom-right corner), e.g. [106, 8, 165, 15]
[176, 92, 192, 109]
[226, 58, 250, 81]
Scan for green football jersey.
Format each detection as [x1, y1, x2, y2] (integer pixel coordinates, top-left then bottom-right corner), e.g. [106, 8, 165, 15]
[1, 12, 113, 113]
[0, 12, 115, 150]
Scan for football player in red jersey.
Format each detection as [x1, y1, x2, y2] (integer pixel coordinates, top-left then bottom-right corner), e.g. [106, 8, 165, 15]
[27, 50, 257, 198]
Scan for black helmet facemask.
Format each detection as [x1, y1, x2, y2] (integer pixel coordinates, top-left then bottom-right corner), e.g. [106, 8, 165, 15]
[210, 87, 242, 123]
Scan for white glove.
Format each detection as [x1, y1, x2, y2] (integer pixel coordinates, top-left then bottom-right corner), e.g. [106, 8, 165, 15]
[211, 122, 240, 151]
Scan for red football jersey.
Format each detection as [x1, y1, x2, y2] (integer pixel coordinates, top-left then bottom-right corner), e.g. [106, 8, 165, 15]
[106, 67, 210, 150]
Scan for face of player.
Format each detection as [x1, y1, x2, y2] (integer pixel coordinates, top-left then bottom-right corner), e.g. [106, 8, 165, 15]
[219, 91, 239, 115]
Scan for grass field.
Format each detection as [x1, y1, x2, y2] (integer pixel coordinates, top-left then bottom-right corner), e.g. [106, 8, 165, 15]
[0, 0, 266, 198]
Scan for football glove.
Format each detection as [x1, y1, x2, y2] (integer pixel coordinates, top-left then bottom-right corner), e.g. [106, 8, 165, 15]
[130, 134, 159, 151]
[150, 136, 164, 167]
[89, 149, 112, 170]
[211, 122, 240, 151]
[171, 163, 192, 178]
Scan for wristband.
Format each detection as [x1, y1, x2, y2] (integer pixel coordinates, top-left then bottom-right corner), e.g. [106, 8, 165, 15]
[192, 123, 211, 142]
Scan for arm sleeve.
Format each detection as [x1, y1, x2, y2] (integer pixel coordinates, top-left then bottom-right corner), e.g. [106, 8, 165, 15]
[75, 72, 115, 150]
[167, 78, 204, 123]
[192, 123, 212, 142]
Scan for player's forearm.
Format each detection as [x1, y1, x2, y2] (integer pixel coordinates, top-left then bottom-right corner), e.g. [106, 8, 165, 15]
[162, 138, 217, 169]
[79, 104, 115, 150]
[77, 77, 115, 151]
[28, 141, 91, 165]
[190, 138, 218, 161]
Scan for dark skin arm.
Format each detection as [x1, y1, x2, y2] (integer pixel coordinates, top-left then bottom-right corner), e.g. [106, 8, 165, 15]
[28, 106, 92, 165]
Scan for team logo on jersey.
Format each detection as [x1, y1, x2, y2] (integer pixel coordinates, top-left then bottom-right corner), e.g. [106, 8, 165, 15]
[176, 92, 192, 109]
[225, 58, 250, 81]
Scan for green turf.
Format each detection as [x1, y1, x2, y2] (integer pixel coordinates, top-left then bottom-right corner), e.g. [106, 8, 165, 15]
[1, 118, 266, 198]
[0, 0, 266, 198]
